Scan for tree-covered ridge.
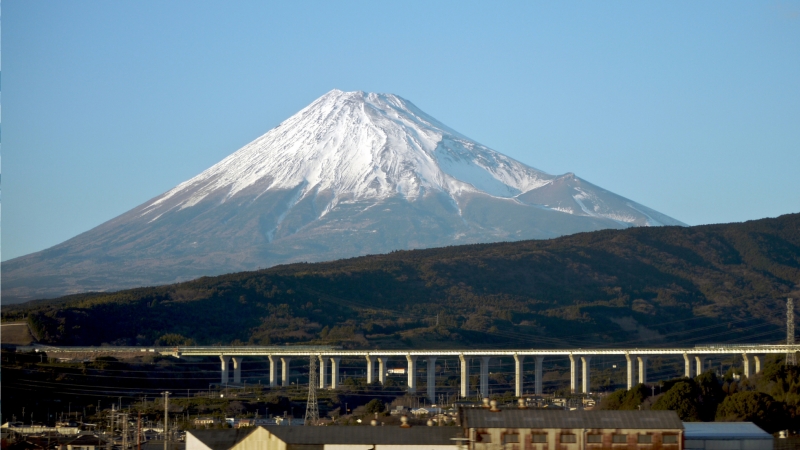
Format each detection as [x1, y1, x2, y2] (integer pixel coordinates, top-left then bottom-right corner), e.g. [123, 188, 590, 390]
[3, 213, 799, 348]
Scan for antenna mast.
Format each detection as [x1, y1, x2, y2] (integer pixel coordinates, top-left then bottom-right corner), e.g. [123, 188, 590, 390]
[788, 298, 796, 365]
[305, 356, 320, 425]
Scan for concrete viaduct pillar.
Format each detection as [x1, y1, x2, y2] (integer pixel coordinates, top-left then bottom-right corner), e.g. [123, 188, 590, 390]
[377, 357, 388, 385]
[268, 355, 277, 387]
[742, 353, 750, 378]
[318, 356, 328, 389]
[365, 356, 374, 384]
[683, 353, 692, 378]
[695, 356, 704, 377]
[330, 357, 341, 389]
[569, 354, 578, 394]
[513, 354, 524, 397]
[625, 353, 634, 390]
[581, 356, 591, 394]
[406, 355, 417, 393]
[535, 356, 544, 395]
[637, 356, 648, 385]
[754, 355, 762, 374]
[459, 354, 469, 398]
[232, 357, 243, 384]
[427, 356, 437, 403]
[479, 357, 491, 398]
[220, 356, 230, 385]
[281, 357, 291, 387]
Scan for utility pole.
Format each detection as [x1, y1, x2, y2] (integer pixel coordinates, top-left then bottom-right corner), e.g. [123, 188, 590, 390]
[162, 392, 170, 450]
[122, 413, 128, 450]
[137, 412, 142, 450]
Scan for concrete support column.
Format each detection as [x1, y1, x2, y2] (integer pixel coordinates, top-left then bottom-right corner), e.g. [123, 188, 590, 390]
[267, 355, 277, 387]
[459, 354, 469, 398]
[330, 357, 341, 389]
[281, 357, 291, 387]
[427, 356, 437, 403]
[695, 356, 704, 377]
[232, 357, 243, 384]
[365, 356, 374, 384]
[683, 353, 692, 378]
[637, 356, 648, 385]
[535, 356, 544, 395]
[220, 356, 230, 385]
[513, 354, 524, 398]
[754, 355, 762, 374]
[479, 357, 491, 398]
[742, 353, 750, 378]
[406, 355, 417, 393]
[625, 353, 634, 390]
[318, 355, 328, 389]
[581, 356, 591, 394]
[377, 357, 388, 385]
[569, 354, 578, 394]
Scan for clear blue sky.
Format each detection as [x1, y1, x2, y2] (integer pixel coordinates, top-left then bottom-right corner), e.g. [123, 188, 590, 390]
[3, 1, 799, 261]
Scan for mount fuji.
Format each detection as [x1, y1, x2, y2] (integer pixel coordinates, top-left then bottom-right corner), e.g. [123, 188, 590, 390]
[2, 90, 684, 303]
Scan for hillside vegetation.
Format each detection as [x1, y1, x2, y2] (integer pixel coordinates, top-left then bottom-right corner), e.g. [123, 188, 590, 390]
[3, 213, 799, 349]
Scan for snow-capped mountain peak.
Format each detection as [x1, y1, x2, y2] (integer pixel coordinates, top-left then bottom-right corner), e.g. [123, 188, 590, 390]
[142, 89, 552, 218]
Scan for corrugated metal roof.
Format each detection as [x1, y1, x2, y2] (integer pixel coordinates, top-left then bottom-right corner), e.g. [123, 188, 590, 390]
[683, 422, 772, 439]
[463, 409, 684, 430]
[265, 426, 463, 445]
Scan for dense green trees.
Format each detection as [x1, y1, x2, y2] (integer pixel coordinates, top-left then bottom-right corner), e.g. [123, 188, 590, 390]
[651, 381, 701, 421]
[715, 392, 789, 433]
[599, 360, 797, 433]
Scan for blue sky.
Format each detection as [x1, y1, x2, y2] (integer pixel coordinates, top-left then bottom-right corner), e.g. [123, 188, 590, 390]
[3, 1, 799, 261]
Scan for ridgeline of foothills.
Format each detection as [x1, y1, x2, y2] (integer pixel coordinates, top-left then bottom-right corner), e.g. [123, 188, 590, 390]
[2, 212, 798, 348]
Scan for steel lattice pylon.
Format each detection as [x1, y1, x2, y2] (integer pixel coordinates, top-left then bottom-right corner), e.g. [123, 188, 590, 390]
[788, 298, 797, 366]
[305, 355, 320, 425]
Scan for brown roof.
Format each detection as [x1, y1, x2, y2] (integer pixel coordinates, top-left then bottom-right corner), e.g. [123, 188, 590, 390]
[462, 409, 684, 430]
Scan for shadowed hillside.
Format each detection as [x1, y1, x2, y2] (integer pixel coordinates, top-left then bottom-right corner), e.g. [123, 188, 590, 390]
[3, 213, 798, 349]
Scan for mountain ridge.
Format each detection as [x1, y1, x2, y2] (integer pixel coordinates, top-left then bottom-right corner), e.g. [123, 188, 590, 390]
[3, 213, 797, 348]
[2, 89, 685, 303]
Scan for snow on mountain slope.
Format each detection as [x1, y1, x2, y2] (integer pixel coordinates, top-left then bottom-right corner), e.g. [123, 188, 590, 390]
[1, 89, 685, 303]
[139, 90, 552, 220]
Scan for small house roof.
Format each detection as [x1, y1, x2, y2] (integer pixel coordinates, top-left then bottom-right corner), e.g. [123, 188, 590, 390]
[264, 426, 462, 445]
[683, 422, 772, 439]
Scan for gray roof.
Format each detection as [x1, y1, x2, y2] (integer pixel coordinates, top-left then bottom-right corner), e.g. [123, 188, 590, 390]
[683, 422, 772, 439]
[187, 429, 255, 450]
[188, 426, 462, 447]
[265, 426, 462, 445]
[463, 409, 684, 430]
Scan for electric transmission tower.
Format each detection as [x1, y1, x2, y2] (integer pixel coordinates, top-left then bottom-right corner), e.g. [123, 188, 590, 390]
[305, 356, 320, 425]
[788, 298, 796, 366]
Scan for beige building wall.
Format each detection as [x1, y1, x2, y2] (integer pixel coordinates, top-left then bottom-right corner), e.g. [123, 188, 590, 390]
[186, 433, 214, 450]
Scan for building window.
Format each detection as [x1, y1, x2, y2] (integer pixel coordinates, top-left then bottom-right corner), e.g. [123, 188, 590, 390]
[612, 434, 627, 443]
[479, 433, 492, 443]
[587, 434, 602, 443]
[637, 435, 652, 444]
[531, 434, 547, 443]
[560, 434, 577, 443]
[503, 434, 519, 444]
[662, 435, 678, 444]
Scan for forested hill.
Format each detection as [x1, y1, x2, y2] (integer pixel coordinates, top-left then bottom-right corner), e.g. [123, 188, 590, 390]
[3, 213, 799, 349]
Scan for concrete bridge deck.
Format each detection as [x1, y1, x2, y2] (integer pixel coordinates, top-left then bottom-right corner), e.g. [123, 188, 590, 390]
[23, 343, 800, 402]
